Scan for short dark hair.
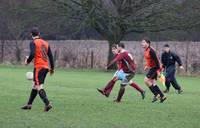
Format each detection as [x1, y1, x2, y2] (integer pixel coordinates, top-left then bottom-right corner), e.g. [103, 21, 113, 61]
[31, 27, 39, 37]
[111, 44, 118, 49]
[143, 37, 151, 44]
[164, 44, 170, 47]
[118, 43, 125, 48]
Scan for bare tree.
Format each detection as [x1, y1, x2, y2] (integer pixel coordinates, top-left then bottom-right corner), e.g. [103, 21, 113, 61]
[0, 0, 31, 63]
[51, 0, 200, 69]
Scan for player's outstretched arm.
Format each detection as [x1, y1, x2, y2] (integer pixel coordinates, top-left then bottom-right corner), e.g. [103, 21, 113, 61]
[107, 54, 123, 69]
[172, 52, 183, 67]
[25, 42, 35, 65]
[150, 48, 160, 69]
[47, 46, 54, 75]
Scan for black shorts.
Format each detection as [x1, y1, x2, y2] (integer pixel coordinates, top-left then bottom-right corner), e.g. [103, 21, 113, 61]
[146, 67, 158, 80]
[33, 68, 49, 85]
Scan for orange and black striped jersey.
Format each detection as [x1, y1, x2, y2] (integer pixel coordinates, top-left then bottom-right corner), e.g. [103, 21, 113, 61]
[27, 38, 54, 70]
[144, 47, 160, 69]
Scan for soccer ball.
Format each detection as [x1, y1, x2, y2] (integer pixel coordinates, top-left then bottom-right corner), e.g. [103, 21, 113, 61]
[26, 72, 33, 80]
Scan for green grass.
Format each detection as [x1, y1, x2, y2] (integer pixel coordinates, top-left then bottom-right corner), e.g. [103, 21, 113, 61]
[0, 66, 200, 128]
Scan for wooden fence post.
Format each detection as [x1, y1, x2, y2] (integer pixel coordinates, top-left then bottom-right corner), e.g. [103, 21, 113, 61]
[185, 42, 190, 74]
[91, 51, 94, 69]
[0, 40, 5, 63]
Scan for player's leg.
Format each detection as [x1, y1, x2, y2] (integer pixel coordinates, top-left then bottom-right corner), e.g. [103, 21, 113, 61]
[144, 69, 158, 97]
[104, 77, 118, 96]
[37, 68, 52, 112]
[129, 80, 145, 93]
[145, 68, 166, 103]
[171, 77, 182, 94]
[21, 68, 38, 110]
[97, 76, 118, 97]
[152, 79, 166, 103]
[163, 69, 171, 93]
[114, 72, 134, 102]
[164, 78, 171, 93]
[104, 69, 127, 96]
[144, 77, 158, 102]
[164, 67, 173, 93]
[97, 70, 121, 97]
[150, 69, 166, 103]
[114, 85, 125, 103]
[129, 80, 145, 99]
[168, 67, 182, 93]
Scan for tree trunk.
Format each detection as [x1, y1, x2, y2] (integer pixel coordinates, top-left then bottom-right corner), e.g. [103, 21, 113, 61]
[0, 40, 5, 63]
[107, 41, 117, 70]
[185, 42, 190, 74]
[15, 40, 21, 63]
[90, 51, 94, 69]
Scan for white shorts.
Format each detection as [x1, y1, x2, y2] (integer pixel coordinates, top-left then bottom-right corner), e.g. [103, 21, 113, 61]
[113, 69, 135, 86]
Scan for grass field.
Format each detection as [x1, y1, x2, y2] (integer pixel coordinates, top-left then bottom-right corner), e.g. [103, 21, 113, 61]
[0, 66, 200, 128]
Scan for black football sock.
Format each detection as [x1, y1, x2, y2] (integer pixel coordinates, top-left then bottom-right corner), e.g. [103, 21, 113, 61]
[116, 87, 125, 102]
[27, 89, 38, 105]
[154, 85, 164, 98]
[39, 89, 50, 106]
[149, 85, 158, 96]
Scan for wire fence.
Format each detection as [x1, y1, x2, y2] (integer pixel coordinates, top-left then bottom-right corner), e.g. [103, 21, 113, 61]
[0, 40, 200, 75]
